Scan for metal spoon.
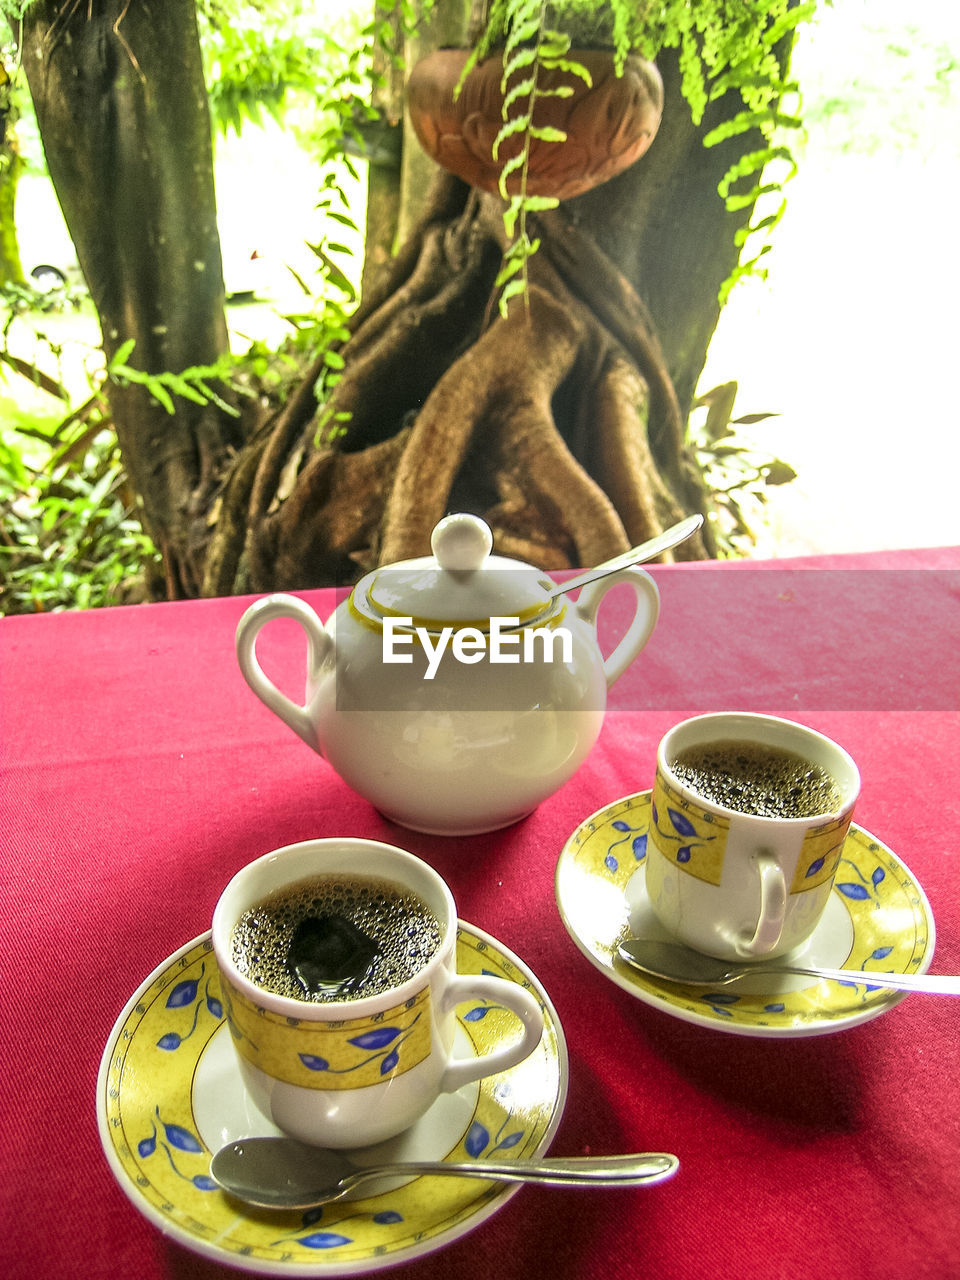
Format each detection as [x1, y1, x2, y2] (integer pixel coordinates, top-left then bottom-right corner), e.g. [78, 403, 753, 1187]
[547, 513, 703, 600]
[618, 938, 960, 994]
[210, 1137, 679, 1210]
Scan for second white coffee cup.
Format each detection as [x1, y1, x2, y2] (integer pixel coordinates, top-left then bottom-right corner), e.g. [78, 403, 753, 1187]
[645, 713, 860, 962]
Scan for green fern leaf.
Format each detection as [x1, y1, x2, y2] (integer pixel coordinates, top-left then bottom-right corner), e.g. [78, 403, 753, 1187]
[109, 339, 137, 370]
[519, 195, 559, 212]
[528, 125, 567, 143]
[501, 194, 525, 237]
[498, 276, 529, 317]
[503, 78, 536, 115]
[493, 116, 530, 158]
[496, 154, 528, 201]
[495, 254, 526, 288]
[538, 57, 592, 87]
[502, 45, 538, 86]
[537, 30, 571, 59]
[718, 146, 795, 199]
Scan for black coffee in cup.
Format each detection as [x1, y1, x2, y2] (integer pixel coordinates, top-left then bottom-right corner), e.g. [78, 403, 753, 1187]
[231, 874, 442, 1002]
[670, 739, 842, 818]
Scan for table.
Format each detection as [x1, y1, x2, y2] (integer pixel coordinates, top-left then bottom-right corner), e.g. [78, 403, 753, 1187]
[2, 547, 959, 1280]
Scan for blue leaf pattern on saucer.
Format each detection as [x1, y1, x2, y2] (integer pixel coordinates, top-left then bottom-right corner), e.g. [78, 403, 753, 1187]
[496, 1129, 524, 1150]
[157, 1003, 201, 1051]
[157, 965, 222, 1051]
[465, 1121, 489, 1157]
[604, 819, 646, 874]
[837, 856, 885, 904]
[166, 968, 202, 1008]
[156, 1106, 203, 1153]
[138, 1121, 157, 1159]
[463, 1005, 493, 1021]
[272, 1204, 408, 1253]
[296, 1232, 353, 1250]
[837, 882, 871, 900]
[463, 1089, 526, 1160]
[205, 981, 223, 1020]
[137, 1109, 216, 1192]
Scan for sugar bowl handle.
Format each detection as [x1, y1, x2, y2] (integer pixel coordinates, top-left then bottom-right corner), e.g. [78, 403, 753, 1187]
[575, 567, 660, 688]
[235, 594, 334, 753]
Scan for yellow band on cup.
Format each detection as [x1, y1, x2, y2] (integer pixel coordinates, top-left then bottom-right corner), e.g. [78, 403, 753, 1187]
[649, 773, 730, 886]
[220, 976, 433, 1090]
[649, 771, 853, 894]
[789, 812, 853, 893]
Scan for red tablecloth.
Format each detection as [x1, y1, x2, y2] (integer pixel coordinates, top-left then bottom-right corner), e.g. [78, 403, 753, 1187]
[2, 548, 959, 1280]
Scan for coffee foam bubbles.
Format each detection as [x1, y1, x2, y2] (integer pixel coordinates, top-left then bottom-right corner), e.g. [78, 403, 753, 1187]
[230, 874, 442, 1003]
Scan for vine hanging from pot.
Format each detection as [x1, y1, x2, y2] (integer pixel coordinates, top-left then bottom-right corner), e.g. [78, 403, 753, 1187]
[461, 0, 591, 315]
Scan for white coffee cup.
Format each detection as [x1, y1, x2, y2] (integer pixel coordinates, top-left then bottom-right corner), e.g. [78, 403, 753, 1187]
[212, 838, 544, 1147]
[645, 713, 860, 961]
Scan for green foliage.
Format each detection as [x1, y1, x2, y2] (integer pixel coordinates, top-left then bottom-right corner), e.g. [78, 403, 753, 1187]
[0, 388, 162, 614]
[107, 340, 241, 418]
[202, 0, 436, 442]
[203, 22, 322, 135]
[687, 380, 796, 556]
[468, 0, 819, 306]
[200, 1, 366, 138]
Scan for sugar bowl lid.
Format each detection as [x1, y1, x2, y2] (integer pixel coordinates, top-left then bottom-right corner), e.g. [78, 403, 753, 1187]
[358, 514, 556, 630]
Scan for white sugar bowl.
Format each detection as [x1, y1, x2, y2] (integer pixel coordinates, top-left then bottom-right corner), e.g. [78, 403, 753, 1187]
[236, 514, 659, 834]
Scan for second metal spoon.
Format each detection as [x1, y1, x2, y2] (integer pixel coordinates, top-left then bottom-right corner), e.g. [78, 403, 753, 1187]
[210, 1137, 679, 1210]
[618, 938, 960, 994]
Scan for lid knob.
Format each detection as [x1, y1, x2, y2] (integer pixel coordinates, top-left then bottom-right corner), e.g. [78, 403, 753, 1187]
[431, 513, 493, 573]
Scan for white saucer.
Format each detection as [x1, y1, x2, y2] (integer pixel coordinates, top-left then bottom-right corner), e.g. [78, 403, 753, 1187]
[555, 791, 936, 1037]
[97, 924, 567, 1275]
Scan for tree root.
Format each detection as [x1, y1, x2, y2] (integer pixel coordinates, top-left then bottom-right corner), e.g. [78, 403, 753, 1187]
[214, 191, 710, 594]
[379, 286, 629, 565]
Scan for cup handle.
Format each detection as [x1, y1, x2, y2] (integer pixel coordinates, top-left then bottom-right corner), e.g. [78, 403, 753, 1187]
[235, 594, 334, 754]
[438, 975, 544, 1093]
[575, 567, 660, 689]
[735, 852, 787, 958]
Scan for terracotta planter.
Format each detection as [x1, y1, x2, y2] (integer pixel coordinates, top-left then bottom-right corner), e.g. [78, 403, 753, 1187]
[407, 46, 663, 202]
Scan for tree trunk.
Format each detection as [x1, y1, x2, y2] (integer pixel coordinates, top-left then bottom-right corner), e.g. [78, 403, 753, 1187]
[17, 0, 238, 597]
[570, 46, 771, 422]
[0, 57, 25, 286]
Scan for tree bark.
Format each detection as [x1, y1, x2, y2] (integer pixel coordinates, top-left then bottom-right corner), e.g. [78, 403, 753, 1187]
[17, 0, 236, 597]
[569, 45, 764, 423]
[0, 54, 25, 287]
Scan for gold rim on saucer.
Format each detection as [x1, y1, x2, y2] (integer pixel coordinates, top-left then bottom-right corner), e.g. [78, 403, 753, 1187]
[555, 790, 935, 1038]
[98, 925, 567, 1275]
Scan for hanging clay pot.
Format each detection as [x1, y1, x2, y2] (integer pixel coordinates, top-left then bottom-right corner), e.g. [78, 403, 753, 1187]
[407, 46, 663, 202]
